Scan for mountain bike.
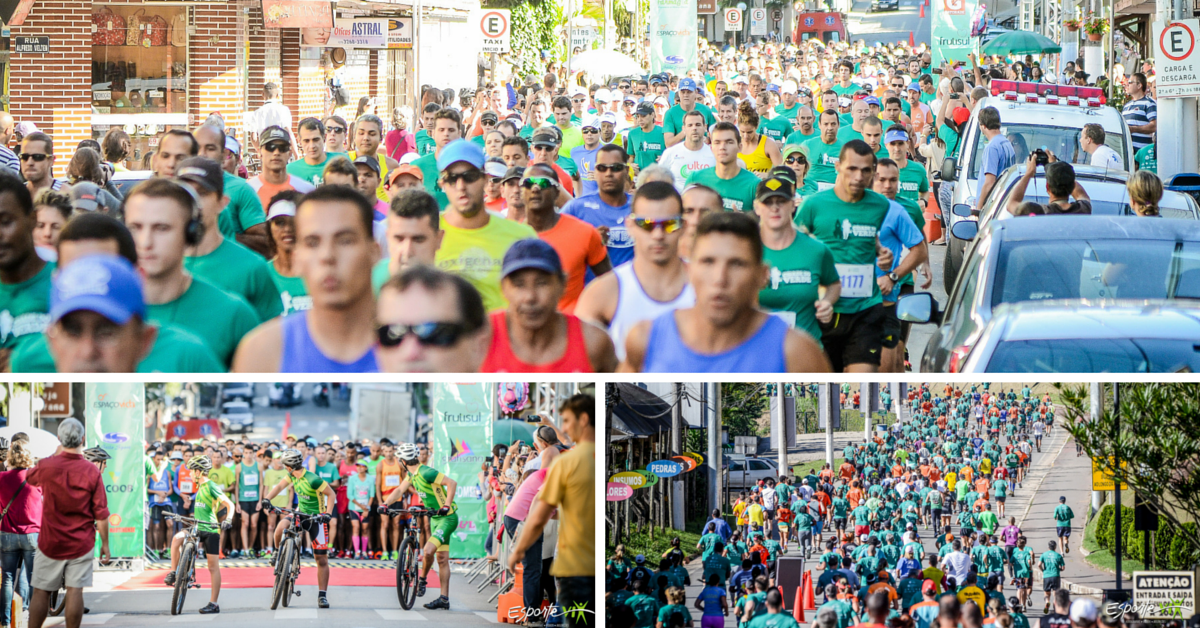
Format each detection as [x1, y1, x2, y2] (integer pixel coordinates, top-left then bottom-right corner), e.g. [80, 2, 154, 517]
[163, 513, 204, 615]
[266, 505, 324, 610]
[392, 506, 433, 609]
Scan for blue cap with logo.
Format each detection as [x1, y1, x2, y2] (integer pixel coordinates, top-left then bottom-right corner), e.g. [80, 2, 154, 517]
[885, 128, 909, 144]
[50, 254, 145, 325]
[436, 139, 486, 172]
[677, 77, 698, 92]
[501, 238, 563, 280]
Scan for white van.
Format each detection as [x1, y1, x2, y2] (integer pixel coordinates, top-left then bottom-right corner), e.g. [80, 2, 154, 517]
[937, 82, 1135, 292]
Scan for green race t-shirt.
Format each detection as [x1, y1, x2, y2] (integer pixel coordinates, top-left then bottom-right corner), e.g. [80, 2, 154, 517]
[185, 238, 283, 323]
[193, 478, 227, 533]
[800, 136, 845, 194]
[1135, 143, 1157, 173]
[775, 102, 802, 121]
[286, 154, 336, 187]
[663, 103, 716, 135]
[218, 173, 266, 238]
[0, 260, 53, 354]
[760, 116, 795, 144]
[9, 321, 223, 373]
[371, 258, 390, 295]
[1011, 546, 1033, 578]
[897, 160, 930, 206]
[413, 152, 449, 210]
[684, 166, 760, 212]
[288, 470, 328, 514]
[797, 188, 891, 313]
[627, 126, 667, 171]
[146, 276, 260, 367]
[410, 464, 457, 514]
[1040, 550, 1064, 578]
[237, 461, 261, 502]
[760, 231, 840, 346]
[266, 260, 311, 317]
[415, 130, 436, 156]
[785, 129, 817, 145]
[435, 215, 537, 311]
[832, 83, 859, 97]
[315, 462, 339, 486]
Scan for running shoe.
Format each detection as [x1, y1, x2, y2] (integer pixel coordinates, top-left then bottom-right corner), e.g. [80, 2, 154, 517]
[198, 602, 220, 614]
[424, 596, 450, 610]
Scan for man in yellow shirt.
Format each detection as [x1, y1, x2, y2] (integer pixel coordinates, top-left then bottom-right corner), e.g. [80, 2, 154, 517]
[747, 494, 765, 532]
[509, 394, 595, 628]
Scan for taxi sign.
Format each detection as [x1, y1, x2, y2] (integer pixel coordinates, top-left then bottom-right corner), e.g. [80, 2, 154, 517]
[607, 482, 634, 501]
[472, 9, 510, 53]
[647, 460, 684, 477]
[1133, 571, 1196, 619]
[610, 471, 647, 488]
[1154, 20, 1200, 97]
[724, 8, 742, 31]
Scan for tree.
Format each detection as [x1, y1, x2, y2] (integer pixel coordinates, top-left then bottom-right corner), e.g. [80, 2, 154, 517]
[721, 383, 766, 437]
[1056, 383, 1200, 567]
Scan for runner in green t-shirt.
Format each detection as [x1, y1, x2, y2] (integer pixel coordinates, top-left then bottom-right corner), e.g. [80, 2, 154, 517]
[627, 104, 667, 174]
[262, 449, 335, 609]
[163, 455, 233, 614]
[380, 442, 459, 610]
[1011, 537, 1034, 609]
[1038, 541, 1066, 613]
[685, 123, 761, 212]
[1054, 497, 1075, 554]
[1135, 143, 1157, 173]
[800, 111, 845, 195]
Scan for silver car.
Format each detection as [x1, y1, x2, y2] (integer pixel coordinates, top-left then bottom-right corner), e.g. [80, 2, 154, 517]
[220, 400, 254, 433]
[957, 301, 1200, 372]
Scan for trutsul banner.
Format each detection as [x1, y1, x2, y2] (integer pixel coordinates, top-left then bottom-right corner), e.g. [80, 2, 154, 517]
[650, 0, 697, 75]
[932, 0, 977, 66]
[87, 383, 145, 558]
[431, 383, 494, 559]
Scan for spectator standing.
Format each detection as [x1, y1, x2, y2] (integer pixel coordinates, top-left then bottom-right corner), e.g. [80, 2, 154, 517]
[249, 82, 297, 158]
[1122, 73, 1157, 153]
[0, 113, 19, 175]
[974, 107, 1016, 208]
[0, 439, 42, 628]
[27, 418, 110, 628]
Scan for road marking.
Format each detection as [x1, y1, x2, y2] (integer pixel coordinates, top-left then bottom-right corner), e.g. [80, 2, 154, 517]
[375, 609, 427, 621]
[475, 611, 500, 623]
[274, 608, 319, 619]
[170, 615, 217, 622]
[44, 613, 118, 626]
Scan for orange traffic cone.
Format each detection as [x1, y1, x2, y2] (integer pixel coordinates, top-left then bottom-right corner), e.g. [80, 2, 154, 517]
[793, 584, 807, 623]
[909, 31, 916, 47]
[802, 571, 817, 611]
[919, 3, 925, 18]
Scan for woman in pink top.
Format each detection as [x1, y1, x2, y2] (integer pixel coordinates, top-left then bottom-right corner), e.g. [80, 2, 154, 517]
[502, 468, 550, 613]
[0, 440, 43, 628]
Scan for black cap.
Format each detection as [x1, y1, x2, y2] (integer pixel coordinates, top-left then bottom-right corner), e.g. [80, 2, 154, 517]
[176, 157, 225, 197]
[258, 125, 291, 147]
[481, 110, 499, 125]
[353, 155, 381, 175]
[636, 102, 655, 116]
[768, 165, 797, 187]
[500, 165, 525, 183]
[755, 173, 795, 201]
[531, 129, 559, 148]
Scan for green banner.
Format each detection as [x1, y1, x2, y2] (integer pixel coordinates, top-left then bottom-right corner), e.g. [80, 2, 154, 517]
[649, 0, 697, 75]
[431, 383, 494, 559]
[86, 383, 146, 558]
[931, 0, 977, 66]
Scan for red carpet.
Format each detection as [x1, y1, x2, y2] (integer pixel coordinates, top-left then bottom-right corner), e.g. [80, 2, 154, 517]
[115, 567, 439, 589]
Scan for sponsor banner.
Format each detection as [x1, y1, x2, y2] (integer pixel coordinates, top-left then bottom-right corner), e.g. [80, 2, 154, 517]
[931, 0, 977, 66]
[262, 0, 333, 29]
[86, 383, 145, 558]
[431, 383, 493, 559]
[388, 17, 413, 49]
[650, 0, 697, 75]
[166, 419, 224, 441]
[302, 18, 387, 48]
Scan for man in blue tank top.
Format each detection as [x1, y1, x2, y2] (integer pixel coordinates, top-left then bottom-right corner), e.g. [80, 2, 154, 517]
[621, 208, 833, 373]
[232, 186, 380, 372]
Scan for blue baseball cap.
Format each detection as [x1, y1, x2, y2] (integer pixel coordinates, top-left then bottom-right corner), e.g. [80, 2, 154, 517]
[677, 77, 698, 92]
[863, 96, 881, 107]
[885, 128, 909, 144]
[907, 82, 922, 92]
[501, 238, 563, 280]
[50, 254, 145, 325]
[436, 139, 485, 172]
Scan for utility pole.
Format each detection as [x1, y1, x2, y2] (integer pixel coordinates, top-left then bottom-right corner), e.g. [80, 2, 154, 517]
[774, 382, 787, 477]
[707, 383, 721, 513]
[863, 382, 872, 440]
[820, 383, 834, 468]
[1114, 382, 1122, 589]
[1090, 383, 1104, 513]
[671, 382, 684, 531]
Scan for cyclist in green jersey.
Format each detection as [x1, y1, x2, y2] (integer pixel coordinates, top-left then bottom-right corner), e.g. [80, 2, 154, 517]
[163, 455, 233, 615]
[380, 442, 459, 610]
[262, 449, 336, 609]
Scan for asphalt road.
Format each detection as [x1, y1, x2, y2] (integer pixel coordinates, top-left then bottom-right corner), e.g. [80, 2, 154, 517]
[224, 383, 353, 443]
[846, 0, 931, 47]
[906, 242, 950, 373]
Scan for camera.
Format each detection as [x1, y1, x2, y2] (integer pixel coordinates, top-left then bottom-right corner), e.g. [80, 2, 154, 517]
[932, 68, 943, 74]
[1034, 148, 1049, 166]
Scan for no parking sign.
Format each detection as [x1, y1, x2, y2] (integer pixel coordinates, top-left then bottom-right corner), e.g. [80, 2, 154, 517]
[1154, 19, 1200, 97]
[473, 9, 510, 53]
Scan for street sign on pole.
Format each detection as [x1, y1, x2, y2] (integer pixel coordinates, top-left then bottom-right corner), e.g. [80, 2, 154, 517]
[772, 8, 783, 21]
[1154, 20, 1200, 97]
[698, 0, 717, 14]
[472, 9, 510, 53]
[1092, 457, 1129, 491]
[1132, 571, 1196, 619]
[750, 7, 767, 35]
[724, 8, 742, 31]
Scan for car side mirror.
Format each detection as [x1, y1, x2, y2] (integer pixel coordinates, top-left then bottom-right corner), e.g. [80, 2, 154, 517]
[952, 203, 974, 217]
[951, 220, 978, 241]
[897, 292, 936, 325]
[941, 157, 957, 182]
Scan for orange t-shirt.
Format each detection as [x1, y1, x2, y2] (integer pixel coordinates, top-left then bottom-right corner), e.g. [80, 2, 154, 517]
[959, 466, 974, 484]
[839, 462, 856, 480]
[376, 458, 405, 496]
[847, 488, 863, 509]
[537, 214, 608, 313]
[251, 174, 312, 211]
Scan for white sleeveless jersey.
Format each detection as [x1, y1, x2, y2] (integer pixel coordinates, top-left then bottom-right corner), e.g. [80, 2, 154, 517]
[608, 261, 695, 360]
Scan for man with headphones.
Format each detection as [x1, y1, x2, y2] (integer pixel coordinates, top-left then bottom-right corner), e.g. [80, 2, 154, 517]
[124, 176, 259, 367]
[177, 157, 283, 323]
[162, 454, 234, 615]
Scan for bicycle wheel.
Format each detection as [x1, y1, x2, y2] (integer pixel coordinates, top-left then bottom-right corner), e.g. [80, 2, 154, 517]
[49, 589, 65, 616]
[396, 535, 419, 609]
[171, 543, 194, 615]
[282, 540, 298, 608]
[271, 539, 294, 610]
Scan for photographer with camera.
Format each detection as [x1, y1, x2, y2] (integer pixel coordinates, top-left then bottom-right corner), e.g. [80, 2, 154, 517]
[1005, 149, 1091, 217]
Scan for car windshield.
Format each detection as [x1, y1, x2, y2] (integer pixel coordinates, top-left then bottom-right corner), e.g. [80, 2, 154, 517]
[969, 123, 1129, 179]
[985, 339, 1200, 372]
[992, 238, 1200, 306]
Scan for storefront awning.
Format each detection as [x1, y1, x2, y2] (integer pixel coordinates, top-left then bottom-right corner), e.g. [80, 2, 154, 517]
[611, 384, 673, 438]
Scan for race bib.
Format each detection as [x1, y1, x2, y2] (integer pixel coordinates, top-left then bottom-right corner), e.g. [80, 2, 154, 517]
[179, 481, 193, 493]
[244, 489, 258, 500]
[385, 475, 401, 487]
[836, 263, 874, 298]
[769, 310, 797, 327]
[816, 181, 835, 192]
[244, 473, 258, 486]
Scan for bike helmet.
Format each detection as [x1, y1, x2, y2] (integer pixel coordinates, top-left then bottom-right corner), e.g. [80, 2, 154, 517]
[280, 449, 304, 470]
[83, 447, 111, 463]
[186, 455, 212, 473]
[397, 442, 419, 464]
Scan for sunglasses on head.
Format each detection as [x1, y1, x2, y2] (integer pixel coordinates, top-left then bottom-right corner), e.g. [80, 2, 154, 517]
[19, 153, 49, 162]
[377, 322, 468, 347]
[263, 143, 290, 153]
[521, 176, 556, 190]
[441, 169, 484, 186]
[631, 216, 683, 233]
[594, 163, 627, 174]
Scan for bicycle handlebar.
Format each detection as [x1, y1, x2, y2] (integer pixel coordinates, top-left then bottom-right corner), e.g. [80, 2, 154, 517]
[164, 513, 200, 525]
[266, 504, 329, 519]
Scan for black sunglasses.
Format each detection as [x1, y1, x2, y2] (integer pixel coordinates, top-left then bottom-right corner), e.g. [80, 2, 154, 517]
[441, 170, 484, 186]
[326, 127, 346, 134]
[594, 163, 627, 173]
[377, 322, 469, 348]
[19, 153, 49, 162]
[263, 143, 290, 153]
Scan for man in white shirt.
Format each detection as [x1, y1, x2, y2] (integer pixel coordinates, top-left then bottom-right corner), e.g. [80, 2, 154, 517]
[250, 82, 297, 158]
[939, 540, 973, 586]
[658, 109, 714, 190]
[1081, 123, 1122, 169]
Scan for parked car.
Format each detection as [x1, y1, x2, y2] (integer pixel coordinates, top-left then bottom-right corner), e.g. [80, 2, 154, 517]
[899, 216, 1200, 372]
[723, 458, 778, 489]
[955, 300, 1200, 372]
[109, 169, 151, 199]
[268, 383, 303, 408]
[870, 0, 899, 12]
[219, 400, 254, 434]
[222, 383, 254, 402]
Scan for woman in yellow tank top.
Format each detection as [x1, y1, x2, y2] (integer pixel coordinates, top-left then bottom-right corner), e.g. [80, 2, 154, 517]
[736, 101, 782, 175]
